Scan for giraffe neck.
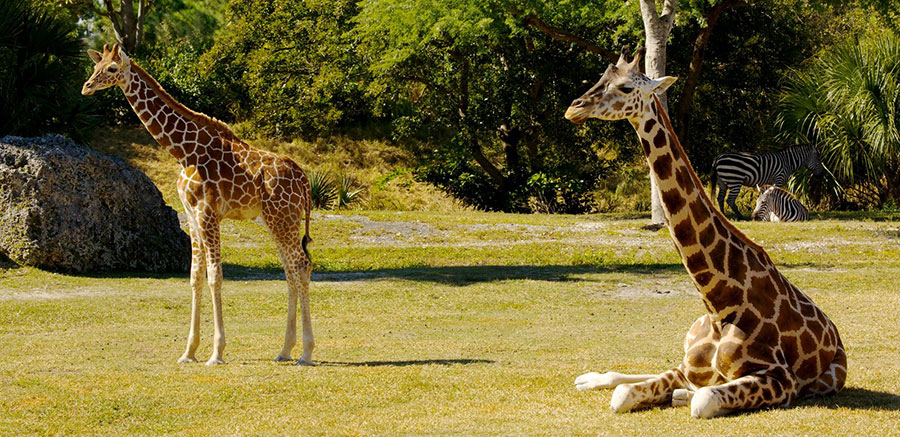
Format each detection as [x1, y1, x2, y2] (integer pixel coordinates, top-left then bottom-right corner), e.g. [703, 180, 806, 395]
[632, 95, 775, 319]
[120, 62, 230, 165]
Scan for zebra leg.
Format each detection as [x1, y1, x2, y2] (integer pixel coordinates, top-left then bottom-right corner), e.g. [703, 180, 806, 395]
[716, 183, 728, 213]
[726, 186, 744, 220]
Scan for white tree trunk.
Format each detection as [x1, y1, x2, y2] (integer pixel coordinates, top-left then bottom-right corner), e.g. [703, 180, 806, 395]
[639, 0, 678, 226]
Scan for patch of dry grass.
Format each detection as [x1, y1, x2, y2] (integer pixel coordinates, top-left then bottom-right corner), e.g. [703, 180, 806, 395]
[88, 126, 464, 213]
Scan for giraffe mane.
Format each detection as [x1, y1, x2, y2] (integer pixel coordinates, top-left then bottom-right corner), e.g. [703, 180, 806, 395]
[650, 94, 767, 254]
[130, 61, 238, 142]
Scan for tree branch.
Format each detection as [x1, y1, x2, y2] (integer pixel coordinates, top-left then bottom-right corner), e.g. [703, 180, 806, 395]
[510, 8, 618, 63]
[447, 49, 507, 187]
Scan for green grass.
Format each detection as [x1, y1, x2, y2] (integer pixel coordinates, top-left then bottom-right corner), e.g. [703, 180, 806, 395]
[2, 209, 899, 435]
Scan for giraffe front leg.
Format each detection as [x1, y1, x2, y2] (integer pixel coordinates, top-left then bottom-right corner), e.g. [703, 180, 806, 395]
[608, 367, 688, 413]
[177, 193, 205, 364]
[178, 238, 206, 364]
[690, 367, 798, 419]
[199, 213, 226, 366]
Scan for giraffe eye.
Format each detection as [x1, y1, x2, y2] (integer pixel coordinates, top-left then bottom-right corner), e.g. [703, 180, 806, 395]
[619, 85, 634, 94]
[107, 65, 118, 73]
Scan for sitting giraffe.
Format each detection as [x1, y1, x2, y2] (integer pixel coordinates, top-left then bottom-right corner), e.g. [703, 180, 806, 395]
[564, 48, 845, 418]
[82, 44, 315, 366]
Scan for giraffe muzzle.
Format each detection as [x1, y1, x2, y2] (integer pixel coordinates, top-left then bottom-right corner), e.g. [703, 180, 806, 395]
[81, 82, 96, 96]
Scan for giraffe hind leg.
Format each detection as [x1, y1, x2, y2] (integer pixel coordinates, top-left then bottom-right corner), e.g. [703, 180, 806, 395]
[263, 209, 315, 366]
[804, 343, 847, 397]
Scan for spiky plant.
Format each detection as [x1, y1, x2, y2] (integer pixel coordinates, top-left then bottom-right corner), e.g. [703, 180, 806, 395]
[308, 169, 337, 209]
[335, 174, 364, 209]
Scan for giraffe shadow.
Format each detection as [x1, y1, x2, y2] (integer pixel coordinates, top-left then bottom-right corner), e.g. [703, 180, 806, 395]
[794, 387, 900, 411]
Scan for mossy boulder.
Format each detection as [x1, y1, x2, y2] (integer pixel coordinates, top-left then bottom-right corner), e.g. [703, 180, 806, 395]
[0, 135, 190, 273]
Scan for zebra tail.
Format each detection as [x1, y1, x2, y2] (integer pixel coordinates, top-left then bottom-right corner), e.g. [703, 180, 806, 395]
[709, 163, 718, 199]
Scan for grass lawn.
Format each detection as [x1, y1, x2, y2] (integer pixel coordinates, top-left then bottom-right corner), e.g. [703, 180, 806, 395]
[2, 209, 899, 435]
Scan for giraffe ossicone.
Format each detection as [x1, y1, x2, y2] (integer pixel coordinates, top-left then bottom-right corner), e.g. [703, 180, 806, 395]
[565, 47, 846, 418]
[83, 43, 316, 366]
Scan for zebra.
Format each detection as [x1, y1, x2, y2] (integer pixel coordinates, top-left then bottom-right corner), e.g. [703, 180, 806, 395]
[710, 144, 823, 219]
[752, 185, 810, 222]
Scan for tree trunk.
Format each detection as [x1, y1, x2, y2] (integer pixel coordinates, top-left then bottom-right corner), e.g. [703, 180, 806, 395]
[93, 0, 153, 53]
[639, 0, 678, 226]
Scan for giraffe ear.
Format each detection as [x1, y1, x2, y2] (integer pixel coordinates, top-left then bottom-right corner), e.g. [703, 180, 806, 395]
[650, 76, 677, 94]
[756, 184, 761, 192]
[87, 49, 103, 64]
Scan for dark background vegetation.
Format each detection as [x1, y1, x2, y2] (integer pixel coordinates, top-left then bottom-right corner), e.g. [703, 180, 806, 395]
[2, 0, 898, 212]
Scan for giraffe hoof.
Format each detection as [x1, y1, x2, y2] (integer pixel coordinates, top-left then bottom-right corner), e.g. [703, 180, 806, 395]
[177, 356, 198, 364]
[690, 387, 722, 419]
[205, 358, 226, 366]
[295, 359, 316, 366]
[610, 384, 637, 413]
[672, 388, 693, 407]
[275, 355, 293, 362]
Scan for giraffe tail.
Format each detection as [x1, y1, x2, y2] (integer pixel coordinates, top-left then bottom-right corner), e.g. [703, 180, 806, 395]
[302, 206, 312, 262]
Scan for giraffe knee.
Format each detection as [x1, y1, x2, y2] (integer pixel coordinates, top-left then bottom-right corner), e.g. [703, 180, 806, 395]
[610, 384, 639, 413]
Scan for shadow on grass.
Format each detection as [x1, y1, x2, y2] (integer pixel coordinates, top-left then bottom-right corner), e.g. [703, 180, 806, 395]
[795, 386, 900, 411]
[221, 263, 686, 285]
[319, 358, 493, 367]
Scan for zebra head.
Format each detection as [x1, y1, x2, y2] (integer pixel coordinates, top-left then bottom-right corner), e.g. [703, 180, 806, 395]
[565, 47, 676, 124]
[752, 185, 776, 221]
[805, 146, 824, 176]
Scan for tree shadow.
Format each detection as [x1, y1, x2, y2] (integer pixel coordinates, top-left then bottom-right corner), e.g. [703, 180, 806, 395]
[221, 263, 687, 286]
[318, 358, 494, 367]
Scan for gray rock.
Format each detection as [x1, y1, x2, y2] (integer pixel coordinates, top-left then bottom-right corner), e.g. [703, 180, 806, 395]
[0, 134, 190, 273]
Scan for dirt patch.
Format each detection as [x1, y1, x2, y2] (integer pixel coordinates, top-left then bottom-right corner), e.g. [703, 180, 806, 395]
[591, 276, 696, 299]
[319, 214, 442, 245]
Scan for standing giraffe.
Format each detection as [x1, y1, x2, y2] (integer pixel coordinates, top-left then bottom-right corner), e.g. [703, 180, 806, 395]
[82, 44, 316, 366]
[564, 48, 845, 418]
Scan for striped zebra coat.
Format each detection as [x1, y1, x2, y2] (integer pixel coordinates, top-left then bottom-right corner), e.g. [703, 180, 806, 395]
[710, 145, 822, 218]
[752, 185, 810, 222]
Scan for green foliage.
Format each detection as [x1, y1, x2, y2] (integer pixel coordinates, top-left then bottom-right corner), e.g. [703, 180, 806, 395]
[777, 29, 900, 209]
[356, 0, 636, 212]
[0, 0, 94, 140]
[195, 0, 368, 137]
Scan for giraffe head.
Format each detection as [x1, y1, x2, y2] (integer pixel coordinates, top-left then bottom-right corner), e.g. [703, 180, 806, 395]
[564, 47, 677, 124]
[81, 43, 132, 96]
